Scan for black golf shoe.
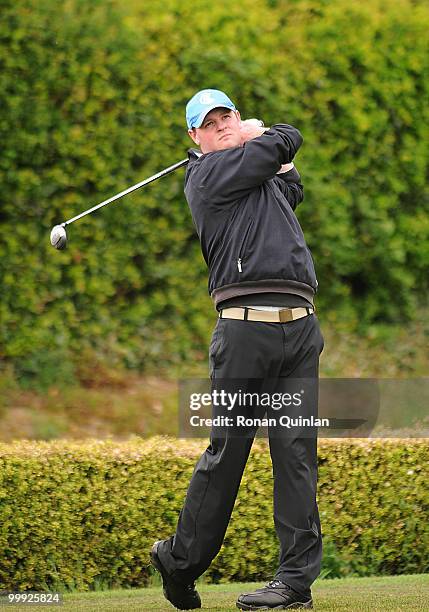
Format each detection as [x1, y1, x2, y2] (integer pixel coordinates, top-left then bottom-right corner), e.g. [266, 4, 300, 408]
[151, 540, 201, 610]
[236, 579, 313, 610]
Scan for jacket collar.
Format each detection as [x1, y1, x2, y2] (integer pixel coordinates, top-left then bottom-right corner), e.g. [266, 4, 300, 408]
[188, 148, 203, 161]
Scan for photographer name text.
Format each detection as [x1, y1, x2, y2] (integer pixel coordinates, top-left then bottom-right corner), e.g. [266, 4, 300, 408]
[189, 415, 329, 428]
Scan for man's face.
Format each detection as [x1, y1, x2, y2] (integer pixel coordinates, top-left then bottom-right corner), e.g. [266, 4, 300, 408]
[188, 107, 242, 153]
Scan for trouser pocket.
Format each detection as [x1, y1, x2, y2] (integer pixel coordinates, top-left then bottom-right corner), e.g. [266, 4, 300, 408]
[208, 319, 226, 379]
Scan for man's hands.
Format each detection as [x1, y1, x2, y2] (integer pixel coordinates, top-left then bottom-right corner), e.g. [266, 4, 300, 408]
[239, 119, 269, 145]
[239, 120, 296, 174]
[277, 162, 295, 174]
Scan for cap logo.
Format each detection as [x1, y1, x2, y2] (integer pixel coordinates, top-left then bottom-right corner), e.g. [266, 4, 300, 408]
[199, 93, 216, 105]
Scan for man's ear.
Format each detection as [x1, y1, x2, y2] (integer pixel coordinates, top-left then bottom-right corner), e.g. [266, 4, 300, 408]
[188, 128, 199, 145]
[234, 110, 241, 122]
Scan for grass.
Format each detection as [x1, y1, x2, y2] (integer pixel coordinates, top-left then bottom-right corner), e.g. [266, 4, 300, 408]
[8, 575, 429, 611]
[0, 316, 428, 441]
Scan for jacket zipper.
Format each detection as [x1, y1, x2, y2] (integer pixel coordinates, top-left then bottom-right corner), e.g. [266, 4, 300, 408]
[237, 219, 253, 273]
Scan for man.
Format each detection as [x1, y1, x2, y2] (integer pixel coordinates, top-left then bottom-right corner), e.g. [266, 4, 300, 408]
[151, 89, 324, 610]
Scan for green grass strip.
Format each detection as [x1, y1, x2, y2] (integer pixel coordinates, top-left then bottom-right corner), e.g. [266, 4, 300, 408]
[9, 574, 427, 611]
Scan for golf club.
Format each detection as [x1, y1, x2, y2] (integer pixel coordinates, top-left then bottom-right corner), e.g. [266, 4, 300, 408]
[50, 119, 264, 250]
[50, 156, 191, 250]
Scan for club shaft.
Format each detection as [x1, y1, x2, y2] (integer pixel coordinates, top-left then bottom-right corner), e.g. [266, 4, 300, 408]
[63, 158, 189, 227]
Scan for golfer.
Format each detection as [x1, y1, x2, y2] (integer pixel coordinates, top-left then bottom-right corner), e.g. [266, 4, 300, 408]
[151, 89, 324, 610]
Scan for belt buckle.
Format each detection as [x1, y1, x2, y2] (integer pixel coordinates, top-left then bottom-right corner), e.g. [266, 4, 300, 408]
[279, 308, 293, 323]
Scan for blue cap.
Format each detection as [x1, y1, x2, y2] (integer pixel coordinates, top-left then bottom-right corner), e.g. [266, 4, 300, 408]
[186, 89, 236, 129]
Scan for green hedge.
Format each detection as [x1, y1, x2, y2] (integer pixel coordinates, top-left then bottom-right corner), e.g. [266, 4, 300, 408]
[0, 438, 427, 590]
[0, 0, 428, 386]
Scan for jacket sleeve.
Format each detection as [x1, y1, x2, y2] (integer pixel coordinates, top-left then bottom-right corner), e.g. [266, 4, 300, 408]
[190, 124, 303, 205]
[272, 165, 304, 211]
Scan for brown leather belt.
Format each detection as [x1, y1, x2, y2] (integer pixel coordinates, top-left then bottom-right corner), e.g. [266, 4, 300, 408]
[219, 306, 314, 323]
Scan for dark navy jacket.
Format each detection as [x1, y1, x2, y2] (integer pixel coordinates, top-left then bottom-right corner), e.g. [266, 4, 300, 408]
[184, 124, 318, 307]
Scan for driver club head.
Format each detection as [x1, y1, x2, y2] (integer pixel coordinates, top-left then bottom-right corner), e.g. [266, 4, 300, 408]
[50, 225, 67, 250]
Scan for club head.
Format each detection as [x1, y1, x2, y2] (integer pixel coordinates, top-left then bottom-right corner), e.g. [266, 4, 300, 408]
[50, 225, 67, 250]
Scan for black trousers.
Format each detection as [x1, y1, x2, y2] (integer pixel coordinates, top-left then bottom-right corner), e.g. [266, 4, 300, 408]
[158, 313, 324, 596]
